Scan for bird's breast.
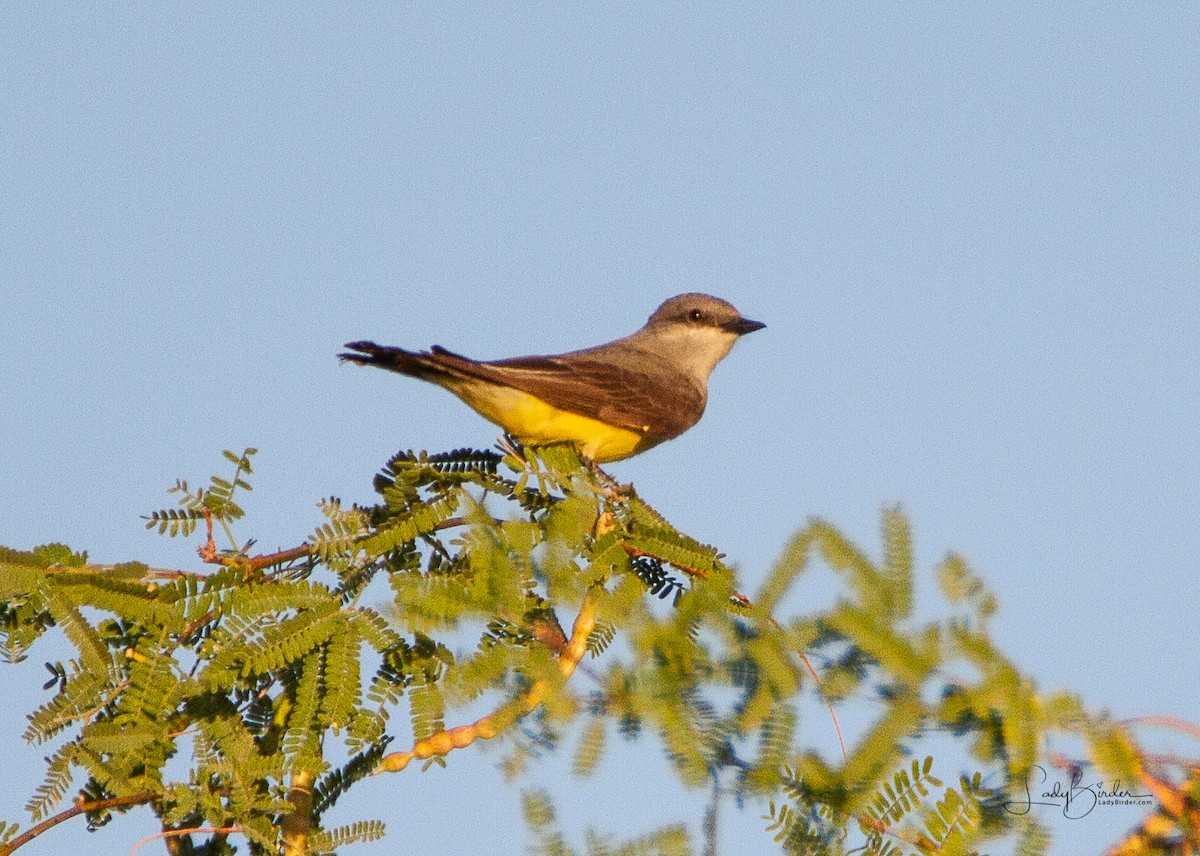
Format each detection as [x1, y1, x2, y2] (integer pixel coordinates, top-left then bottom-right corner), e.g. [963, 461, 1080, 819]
[442, 379, 654, 463]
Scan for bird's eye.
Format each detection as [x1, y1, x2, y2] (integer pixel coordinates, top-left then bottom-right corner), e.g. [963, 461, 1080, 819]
[688, 309, 704, 322]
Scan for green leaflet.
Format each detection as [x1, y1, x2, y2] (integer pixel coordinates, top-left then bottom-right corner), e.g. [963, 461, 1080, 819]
[573, 717, 607, 777]
[407, 677, 445, 744]
[80, 719, 166, 757]
[25, 744, 76, 821]
[755, 526, 815, 616]
[310, 498, 371, 562]
[841, 693, 925, 806]
[225, 579, 339, 618]
[917, 778, 983, 853]
[358, 493, 460, 559]
[164, 565, 245, 620]
[283, 647, 326, 773]
[827, 601, 936, 688]
[937, 552, 998, 621]
[743, 702, 797, 794]
[114, 648, 178, 723]
[322, 623, 361, 733]
[1014, 818, 1052, 856]
[623, 526, 721, 575]
[23, 667, 113, 744]
[47, 571, 185, 632]
[44, 589, 113, 674]
[879, 505, 914, 620]
[0, 821, 20, 845]
[0, 562, 43, 596]
[350, 606, 405, 654]
[308, 819, 387, 852]
[0, 543, 87, 569]
[863, 756, 941, 827]
[312, 739, 392, 821]
[242, 606, 343, 677]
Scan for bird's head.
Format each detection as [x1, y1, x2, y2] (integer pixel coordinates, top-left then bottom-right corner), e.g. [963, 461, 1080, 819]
[635, 293, 764, 382]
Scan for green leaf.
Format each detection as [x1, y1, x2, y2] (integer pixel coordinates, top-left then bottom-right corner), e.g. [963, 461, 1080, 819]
[408, 677, 445, 744]
[284, 647, 326, 772]
[45, 590, 113, 673]
[47, 572, 184, 632]
[880, 505, 913, 619]
[573, 717, 606, 777]
[322, 623, 360, 732]
[359, 493, 460, 558]
[827, 602, 934, 688]
[755, 526, 814, 615]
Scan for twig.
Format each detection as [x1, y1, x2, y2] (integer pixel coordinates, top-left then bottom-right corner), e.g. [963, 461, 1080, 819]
[197, 507, 220, 564]
[0, 791, 159, 856]
[1122, 715, 1200, 743]
[799, 650, 847, 762]
[194, 514, 473, 573]
[243, 544, 312, 573]
[49, 677, 131, 728]
[126, 826, 241, 856]
[375, 588, 598, 774]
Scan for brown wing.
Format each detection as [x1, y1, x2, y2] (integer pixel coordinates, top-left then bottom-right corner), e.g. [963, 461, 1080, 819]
[341, 342, 706, 440]
[475, 351, 706, 440]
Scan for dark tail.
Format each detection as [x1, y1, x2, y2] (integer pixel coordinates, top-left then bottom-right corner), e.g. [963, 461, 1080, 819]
[339, 341, 434, 377]
[340, 341, 478, 382]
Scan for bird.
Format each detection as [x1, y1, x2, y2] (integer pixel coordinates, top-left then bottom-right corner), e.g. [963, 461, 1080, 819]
[340, 293, 764, 463]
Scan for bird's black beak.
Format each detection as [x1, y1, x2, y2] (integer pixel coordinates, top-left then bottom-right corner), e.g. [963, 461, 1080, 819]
[724, 317, 766, 336]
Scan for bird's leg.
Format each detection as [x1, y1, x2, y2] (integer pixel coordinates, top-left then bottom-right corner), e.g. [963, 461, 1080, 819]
[496, 434, 525, 461]
[589, 462, 626, 498]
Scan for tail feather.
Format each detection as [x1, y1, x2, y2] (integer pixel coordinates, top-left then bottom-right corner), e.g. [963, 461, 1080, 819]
[339, 341, 436, 378]
[340, 341, 485, 385]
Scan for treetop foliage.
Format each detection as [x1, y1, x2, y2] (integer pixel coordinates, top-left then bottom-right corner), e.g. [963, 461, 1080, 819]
[1, 444, 1195, 855]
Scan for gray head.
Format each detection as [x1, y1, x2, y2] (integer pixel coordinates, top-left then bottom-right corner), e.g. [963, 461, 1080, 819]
[645, 293, 765, 336]
[634, 293, 765, 383]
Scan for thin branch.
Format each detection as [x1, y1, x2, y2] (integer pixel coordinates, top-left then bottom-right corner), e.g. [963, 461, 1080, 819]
[0, 791, 159, 856]
[179, 609, 216, 645]
[41, 564, 202, 581]
[197, 507, 220, 564]
[1122, 715, 1200, 743]
[799, 650, 847, 762]
[126, 826, 241, 856]
[49, 677, 131, 728]
[376, 588, 598, 774]
[195, 514, 474, 573]
[244, 544, 312, 573]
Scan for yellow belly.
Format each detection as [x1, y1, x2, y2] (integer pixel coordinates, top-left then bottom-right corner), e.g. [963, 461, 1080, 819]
[445, 379, 653, 463]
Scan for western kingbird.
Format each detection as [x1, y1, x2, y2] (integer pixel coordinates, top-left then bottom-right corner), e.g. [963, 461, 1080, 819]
[340, 293, 764, 462]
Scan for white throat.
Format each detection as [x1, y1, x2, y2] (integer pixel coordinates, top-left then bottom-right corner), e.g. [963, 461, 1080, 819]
[633, 324, 740, 384]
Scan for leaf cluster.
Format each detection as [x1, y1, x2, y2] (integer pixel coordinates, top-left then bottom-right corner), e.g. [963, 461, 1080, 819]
[0, 444, 1188, 856]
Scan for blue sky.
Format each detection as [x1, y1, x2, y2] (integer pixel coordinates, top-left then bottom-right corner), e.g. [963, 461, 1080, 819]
[3, 5, 1198, 854]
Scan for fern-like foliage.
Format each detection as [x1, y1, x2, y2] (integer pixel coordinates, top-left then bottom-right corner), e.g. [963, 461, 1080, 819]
[0, 443, 1187, 855]
[141, 448, 256, 542]
[523, 789, 691, 856]
[0, 822, 19, 845]
[308, 819, 387, 854]
[312, 739, 392, 821]
[25, 745, 76, 821]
